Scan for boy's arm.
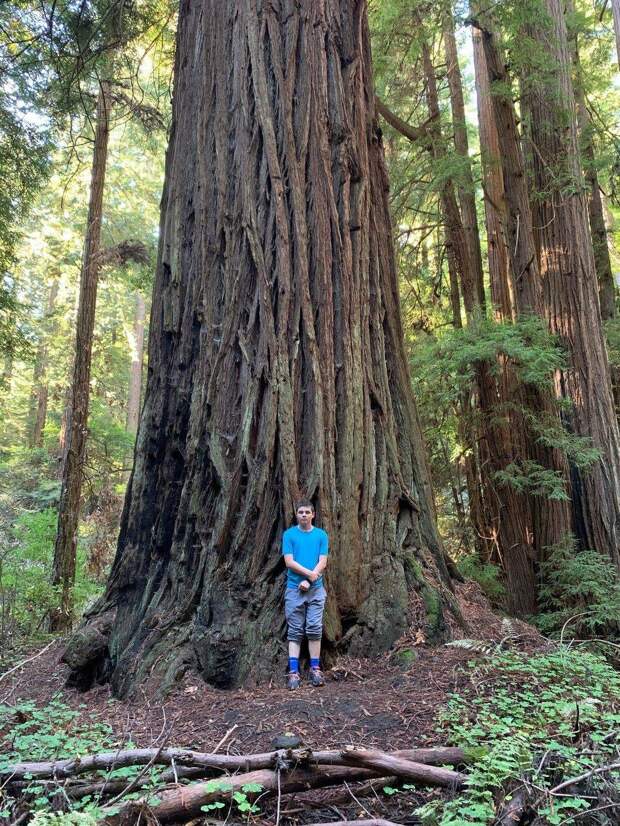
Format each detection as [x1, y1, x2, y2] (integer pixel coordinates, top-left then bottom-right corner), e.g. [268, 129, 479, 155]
[312, 532, 328, 576]
[284, 554, 318, 580]
[312, 555, 328, 576]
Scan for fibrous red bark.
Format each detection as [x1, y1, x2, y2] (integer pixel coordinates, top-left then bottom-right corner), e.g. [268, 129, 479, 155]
[65, 0, 453, 694]
[521, 0, 620, 564]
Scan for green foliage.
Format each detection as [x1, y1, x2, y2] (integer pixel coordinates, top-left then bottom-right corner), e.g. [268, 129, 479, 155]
[0, 507, 102, 655]
[198, 782, 263, 816]
[457, 556, 506, 604]
[0, 697, 166, 821]
[410, 315, 598, 523]
[535, 537, 620, 641]
[416, 648, 620, 825]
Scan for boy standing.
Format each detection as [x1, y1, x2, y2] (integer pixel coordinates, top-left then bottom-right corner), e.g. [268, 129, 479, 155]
[282, 500, 328, 689]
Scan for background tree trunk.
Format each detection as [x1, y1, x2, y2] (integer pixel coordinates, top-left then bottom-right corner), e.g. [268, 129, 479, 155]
[65, 0, 453, 695]
[51, 80, 112, 631]
[565, 0, 615, 321]
[612, 0, 620, 70]
[421, 35, 537, 614]
[471, 28, 514, 322]
[476, 13, 573, 557]
[443, 10, 485, 309]
[29, 279, 59, 448]
[521, 0, 620, 564]
[126, 292, 145, 433]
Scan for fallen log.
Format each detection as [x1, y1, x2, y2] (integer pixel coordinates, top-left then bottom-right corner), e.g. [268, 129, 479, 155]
[105, 755, 467, 824]
[339, 748, 465, 788]
[1, 745, 467, 782]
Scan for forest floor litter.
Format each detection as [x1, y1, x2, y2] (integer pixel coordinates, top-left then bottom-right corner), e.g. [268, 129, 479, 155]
[0, 585, 554, 824]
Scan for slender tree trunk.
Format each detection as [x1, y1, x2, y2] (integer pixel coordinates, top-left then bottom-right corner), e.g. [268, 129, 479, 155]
[126, 293, 146, 433]
[1, 354, 12, 389]
[29, 279, 59, 448]
[63, 0, 454, 695]
[565, 0, 615, 320]
[51, 80, 112, 631]
[445, 234, 490, 560]
[612, 0, 620, 70]
[471, 28, 514, 322]
[521, 0, 620, 564]
[443, 11, 485, 309]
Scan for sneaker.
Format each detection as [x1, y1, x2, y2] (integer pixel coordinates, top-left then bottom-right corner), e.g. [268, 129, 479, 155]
[309, 667, 325, 687]
[287, 671, 301, 690]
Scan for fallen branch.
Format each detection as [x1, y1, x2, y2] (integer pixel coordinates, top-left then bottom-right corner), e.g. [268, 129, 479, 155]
[105, 753, 467, 824]
[340, 747, 465, 788]
[308, 821, 400, 826]
[549, 761, 620, 796]
[0, 640, 56, 685]
[2, 745, 467, 782]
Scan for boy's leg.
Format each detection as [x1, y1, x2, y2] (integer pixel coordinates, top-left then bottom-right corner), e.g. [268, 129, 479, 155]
[306, 586, 327, 686]
[284, 589, 306, 688]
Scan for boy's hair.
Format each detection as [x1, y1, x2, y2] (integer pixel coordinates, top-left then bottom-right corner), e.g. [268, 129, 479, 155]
[295, 499, 315, 513]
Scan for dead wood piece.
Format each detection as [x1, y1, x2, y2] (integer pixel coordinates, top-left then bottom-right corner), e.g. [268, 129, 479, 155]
[494, 788, 531, 825]
[340, 748, 466, 789]
[308, 821, 401, 826]
[2, 745, 467, 782]
[106, 753, 468, 824]
[1, 748, 271, 781]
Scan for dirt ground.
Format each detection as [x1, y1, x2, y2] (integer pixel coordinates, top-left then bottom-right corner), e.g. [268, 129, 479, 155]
[0, 583, 545, 824]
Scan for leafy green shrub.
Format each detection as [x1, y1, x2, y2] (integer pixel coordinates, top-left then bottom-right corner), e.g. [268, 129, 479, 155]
[535, 537, 620, 640]
[409, 316, 599, 548]
[457, 555, 506, 604]
[416, 648, 620, 825]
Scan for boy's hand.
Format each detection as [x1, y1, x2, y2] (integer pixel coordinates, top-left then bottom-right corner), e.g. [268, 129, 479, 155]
[299, 579, 311, 592]
[308, 570, 319, 583]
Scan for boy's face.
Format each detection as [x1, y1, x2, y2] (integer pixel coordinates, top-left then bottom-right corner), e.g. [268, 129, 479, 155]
[296, 506, 314, 529]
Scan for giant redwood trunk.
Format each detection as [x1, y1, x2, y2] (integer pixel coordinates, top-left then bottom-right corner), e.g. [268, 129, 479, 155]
[521, 0, 620, 564]
[64, 0, 452, 695]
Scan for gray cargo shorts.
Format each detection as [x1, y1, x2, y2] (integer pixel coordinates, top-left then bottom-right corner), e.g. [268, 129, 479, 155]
[284, 585, 327, 642]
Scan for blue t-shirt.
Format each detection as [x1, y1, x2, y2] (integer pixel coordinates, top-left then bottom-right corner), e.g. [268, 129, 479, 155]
[282, 526, 329, 589]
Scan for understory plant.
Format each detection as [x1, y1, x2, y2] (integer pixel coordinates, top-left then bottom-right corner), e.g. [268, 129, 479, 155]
[0, 508, 102, 660]
[0, 698, 163, 822]
[415, 647, 620, 825]
[535, 537, 620, 645]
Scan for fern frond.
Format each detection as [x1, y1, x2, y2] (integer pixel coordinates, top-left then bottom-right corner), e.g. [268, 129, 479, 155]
[446, 639, 496, 655]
